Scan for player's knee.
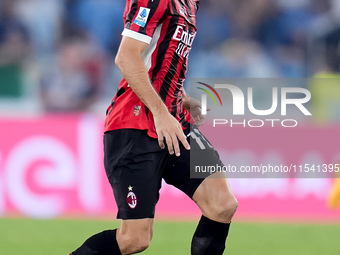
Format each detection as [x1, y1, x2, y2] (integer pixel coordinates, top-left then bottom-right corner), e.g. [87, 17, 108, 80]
[118, 231, 152, 254]
[211, 196, 238, 223]
[224, 196, 238, 219]
[127, 236, 150, 253]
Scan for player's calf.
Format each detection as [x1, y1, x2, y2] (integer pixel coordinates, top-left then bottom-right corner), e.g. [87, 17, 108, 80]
[191, 177, 238, 255]
[70, 229, 121, 255]
[191, 215, 231, 255]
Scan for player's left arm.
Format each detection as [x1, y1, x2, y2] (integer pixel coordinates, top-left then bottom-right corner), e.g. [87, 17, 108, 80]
[182, 89, 209, 126]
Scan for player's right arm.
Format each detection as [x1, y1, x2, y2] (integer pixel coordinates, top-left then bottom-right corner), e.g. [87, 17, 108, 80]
[115, 36, 190, 156]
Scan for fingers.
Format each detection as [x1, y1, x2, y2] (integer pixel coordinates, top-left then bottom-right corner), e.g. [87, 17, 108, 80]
[169, 134, 180, 156]
[158, 134, 165, 149]
[195, 114, 207, 126]
[177, 131, 190, 151]
[192, 106, 210, 126]
[155, 114, 190, 156]
[165, 134, 175, 155]
[158, 129, 190, 156]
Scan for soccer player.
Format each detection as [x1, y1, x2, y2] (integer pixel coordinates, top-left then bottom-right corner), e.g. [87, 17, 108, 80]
[70, 0, 238, 254]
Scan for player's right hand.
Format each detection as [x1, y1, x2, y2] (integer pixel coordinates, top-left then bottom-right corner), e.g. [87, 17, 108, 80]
[154, 112, 190, 156]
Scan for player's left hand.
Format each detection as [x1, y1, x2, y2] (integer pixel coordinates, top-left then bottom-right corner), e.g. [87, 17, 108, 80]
[183, 96, 210, 126]
[191, 105, 210, 126]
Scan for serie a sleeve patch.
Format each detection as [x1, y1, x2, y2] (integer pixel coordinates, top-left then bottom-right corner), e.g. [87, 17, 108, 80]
[133, 7, 151, 27]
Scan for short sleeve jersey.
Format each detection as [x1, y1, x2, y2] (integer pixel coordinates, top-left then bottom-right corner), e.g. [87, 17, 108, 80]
[105, 0, 199, 138]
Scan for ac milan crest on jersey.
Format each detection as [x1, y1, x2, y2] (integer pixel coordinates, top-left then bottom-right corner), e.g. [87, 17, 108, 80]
[127, 186, 137, 209]
[133, 106, 141, 116]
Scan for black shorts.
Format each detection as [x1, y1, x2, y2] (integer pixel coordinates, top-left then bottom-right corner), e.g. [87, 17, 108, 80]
[103, 127, 223, 219]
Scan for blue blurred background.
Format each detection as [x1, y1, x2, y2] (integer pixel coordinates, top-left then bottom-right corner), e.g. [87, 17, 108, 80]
[0, 0, 339, 119]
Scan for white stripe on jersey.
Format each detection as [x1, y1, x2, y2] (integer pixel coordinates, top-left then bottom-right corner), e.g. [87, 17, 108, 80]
[122, 28, 152, 44]
[142, 24, 163, 71]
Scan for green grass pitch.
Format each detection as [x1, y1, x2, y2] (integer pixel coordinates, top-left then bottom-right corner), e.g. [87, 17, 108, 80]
[0, 218, 339, 255]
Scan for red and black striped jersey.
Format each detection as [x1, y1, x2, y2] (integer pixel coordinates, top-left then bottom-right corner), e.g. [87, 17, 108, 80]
[105, 0, 199, 138]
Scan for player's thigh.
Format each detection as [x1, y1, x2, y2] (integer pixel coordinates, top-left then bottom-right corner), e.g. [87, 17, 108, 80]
[163, 127, 237, 222]
[104, 129, 168, 220]
[163, 127, 221, 198]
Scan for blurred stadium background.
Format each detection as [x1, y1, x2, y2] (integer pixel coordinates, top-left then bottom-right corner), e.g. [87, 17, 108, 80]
[0, 0, 340, 254]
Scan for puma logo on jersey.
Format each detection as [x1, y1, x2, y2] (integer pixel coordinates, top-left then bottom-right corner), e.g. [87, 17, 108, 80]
[179, 6, 188, 18]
